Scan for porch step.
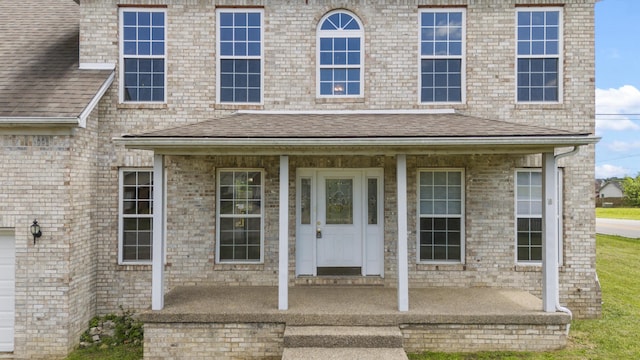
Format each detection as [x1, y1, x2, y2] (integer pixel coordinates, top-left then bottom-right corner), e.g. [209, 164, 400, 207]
[281, 348, 409, 360]
[294, 276, 385, 286]
[281, 326, 408, 360]
[284, 326, 403, 348]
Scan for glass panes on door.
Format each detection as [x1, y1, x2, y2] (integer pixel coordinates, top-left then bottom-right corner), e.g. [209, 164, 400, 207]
[325, 179, 353, 225]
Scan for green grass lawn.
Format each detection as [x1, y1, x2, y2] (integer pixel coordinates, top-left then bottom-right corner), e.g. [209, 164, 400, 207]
[65, 343, 142, 360]
[596, 207, 640, 220]
[409, 234, 640, 360]
[66, 234, 639, 359]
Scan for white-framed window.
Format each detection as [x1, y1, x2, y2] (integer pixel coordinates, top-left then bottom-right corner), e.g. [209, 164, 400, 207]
[515, 169, 563, 264]
[217, 169, 264, 263]
[119, 169, 153, 264]
[417, 169, 465, 263]
[119, 8, 167, 103]
[217, 9, 263, 104]
[317, 10, 364, 97]
[419, 9, 465, 103]
[515, 170, 542, 262]
[516, 7, 562, 103]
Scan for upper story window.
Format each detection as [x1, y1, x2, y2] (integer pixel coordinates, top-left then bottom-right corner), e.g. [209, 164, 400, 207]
[217, 9, 263, 104]
[419, 9, 465, 103]
[418, 169, 465, 263]
[516, 8, 562, 102]
[317, 11, 364, 97]
[120, 9, 166, 103]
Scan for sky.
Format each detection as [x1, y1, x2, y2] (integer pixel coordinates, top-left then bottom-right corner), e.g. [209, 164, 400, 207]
[595, 0, 640, 178]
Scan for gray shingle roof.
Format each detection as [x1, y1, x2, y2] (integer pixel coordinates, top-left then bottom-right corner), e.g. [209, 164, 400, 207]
[118, 111, 598, 154]
[0, 0, 113, 119]
[126, 111, 590, 139]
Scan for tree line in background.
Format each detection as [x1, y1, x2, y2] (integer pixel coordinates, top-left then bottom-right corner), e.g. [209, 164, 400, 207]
[622, 175, 640, 207]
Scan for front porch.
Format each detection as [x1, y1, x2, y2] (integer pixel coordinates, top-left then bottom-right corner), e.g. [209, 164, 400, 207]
[118, 111, 597, 359]
[139, 285, 570, 359]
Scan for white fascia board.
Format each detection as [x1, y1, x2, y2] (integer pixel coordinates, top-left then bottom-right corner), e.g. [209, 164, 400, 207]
[0, 117, 79, 125]
[78, 71, 116, 128]
[238, 109, 456, 115]
[115, 135, 600, 150]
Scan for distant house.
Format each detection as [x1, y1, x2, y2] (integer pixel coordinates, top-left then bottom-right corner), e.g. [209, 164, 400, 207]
[599, 181, 624, 199]
[595, 179, 604, 198]
[0, 0, 601, 358]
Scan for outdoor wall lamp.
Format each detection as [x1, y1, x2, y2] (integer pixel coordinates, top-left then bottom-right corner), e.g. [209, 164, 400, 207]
[30, 219, 42, 244]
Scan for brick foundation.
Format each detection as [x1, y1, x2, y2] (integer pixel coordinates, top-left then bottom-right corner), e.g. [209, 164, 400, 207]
[402, 324, 568, 353]
[143, 323, 285, 360]
[142, 322, 569, 359]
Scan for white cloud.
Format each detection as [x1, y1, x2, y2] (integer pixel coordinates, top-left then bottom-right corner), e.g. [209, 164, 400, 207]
[596, 85, 640, 113]
[596, 118, 640, 131]
[595, 164, 631, 179]
[596, 85, 640, 132]
[609, 140, 640, 152]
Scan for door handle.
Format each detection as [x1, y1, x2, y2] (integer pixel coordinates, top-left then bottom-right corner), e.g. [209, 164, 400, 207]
[316, 228, 322, 239]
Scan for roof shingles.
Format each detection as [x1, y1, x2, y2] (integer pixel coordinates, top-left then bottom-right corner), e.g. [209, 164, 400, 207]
[127, 112, 590, 139]
[0, 0, 112, 118]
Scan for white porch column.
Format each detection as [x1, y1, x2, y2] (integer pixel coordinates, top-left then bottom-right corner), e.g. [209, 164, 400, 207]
[396, 154, 409, 312]
[542, 152, 558, 313]
[152, 154, 166, 310]
[278, 156, 289, 310]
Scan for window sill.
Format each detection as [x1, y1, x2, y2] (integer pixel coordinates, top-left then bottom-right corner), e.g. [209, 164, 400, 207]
[514, 103, 564, 110]
[117, 103, 168, 110]
[315, 97, 365, 104]
[515, 263, 541, 272]
[213, 103, 264, 110]
[416, 263, 465, 271]
[515, 264, 566, 272]
[215, 263, 264, 271]
[117, 264, 152, 271]
[417, 103, 467, 109]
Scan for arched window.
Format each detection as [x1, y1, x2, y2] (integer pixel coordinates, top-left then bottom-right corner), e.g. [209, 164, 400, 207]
[317, 11, 364, 97]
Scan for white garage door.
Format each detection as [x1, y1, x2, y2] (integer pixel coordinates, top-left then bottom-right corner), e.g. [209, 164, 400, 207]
[0, 231, 15, 352]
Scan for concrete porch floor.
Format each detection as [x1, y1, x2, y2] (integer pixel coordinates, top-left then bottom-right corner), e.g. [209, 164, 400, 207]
[138, 285, 570, 326]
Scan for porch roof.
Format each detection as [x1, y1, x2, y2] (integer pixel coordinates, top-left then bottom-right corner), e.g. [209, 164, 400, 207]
[118, 110, 598, 155]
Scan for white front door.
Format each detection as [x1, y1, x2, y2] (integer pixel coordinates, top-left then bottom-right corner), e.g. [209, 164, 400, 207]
[0, 230, 15, 352]
[295, 168, 384, 276]
[316, 171, 363, 268]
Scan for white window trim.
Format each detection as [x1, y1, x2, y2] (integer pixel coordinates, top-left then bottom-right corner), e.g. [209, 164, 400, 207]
[118, 7, 168, 104]
[316, 10, 365, 98]
[418, 8, 466, 105]
[514, 168, 564, 266]
[118, 168, 166, 265]
[416, 168, 466, 265]
[514, 7, 563, 104]
[216, 168, 265, 264]
[215, 8, 265, 105]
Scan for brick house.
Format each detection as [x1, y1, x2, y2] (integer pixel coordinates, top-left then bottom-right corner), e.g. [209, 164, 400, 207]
[0, 0, 600, 359]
